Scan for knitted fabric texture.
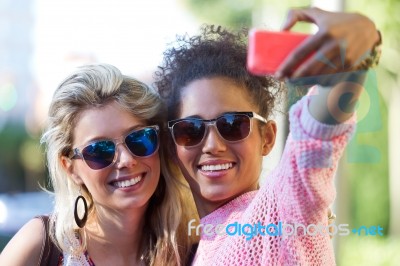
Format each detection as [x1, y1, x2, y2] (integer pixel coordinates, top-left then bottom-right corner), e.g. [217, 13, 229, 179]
[192, 91, 356, 266]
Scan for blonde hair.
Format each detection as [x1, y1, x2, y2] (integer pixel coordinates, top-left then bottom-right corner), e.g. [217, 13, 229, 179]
[41, 63, 194, 265]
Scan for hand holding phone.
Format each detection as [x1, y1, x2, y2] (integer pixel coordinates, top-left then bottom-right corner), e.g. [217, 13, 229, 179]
[247, 29, 311, 76]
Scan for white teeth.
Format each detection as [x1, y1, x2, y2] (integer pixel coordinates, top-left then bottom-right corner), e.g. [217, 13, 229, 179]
[113, 175, 142, 188]
[201, 163, 233, 172]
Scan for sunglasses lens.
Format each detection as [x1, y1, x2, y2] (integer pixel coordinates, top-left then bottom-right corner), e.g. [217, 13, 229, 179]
[216, 114, 251, 141]
[172, 120, 205, 147]
[81, 141, 115, 170]
[125, 128, 158, 157]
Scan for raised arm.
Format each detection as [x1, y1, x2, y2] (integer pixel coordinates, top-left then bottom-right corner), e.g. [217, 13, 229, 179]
[276, 7, 381, 124]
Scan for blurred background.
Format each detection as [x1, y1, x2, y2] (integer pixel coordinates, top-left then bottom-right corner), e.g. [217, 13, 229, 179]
[0, 0, 399, 264]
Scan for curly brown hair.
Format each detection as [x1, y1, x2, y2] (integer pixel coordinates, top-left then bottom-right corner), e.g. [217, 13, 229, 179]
[154, 24, 282, 121]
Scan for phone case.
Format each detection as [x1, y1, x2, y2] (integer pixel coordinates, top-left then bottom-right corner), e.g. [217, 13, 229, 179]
[247, 29, 311, 75]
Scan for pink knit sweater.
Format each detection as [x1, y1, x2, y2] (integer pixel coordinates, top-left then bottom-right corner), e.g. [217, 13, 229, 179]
[192, 92, 356, 265]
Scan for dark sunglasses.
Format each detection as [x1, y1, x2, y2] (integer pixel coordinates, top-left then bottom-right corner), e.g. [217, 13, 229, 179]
[168, 112, 267, 147]
[70, 125, 159, 170]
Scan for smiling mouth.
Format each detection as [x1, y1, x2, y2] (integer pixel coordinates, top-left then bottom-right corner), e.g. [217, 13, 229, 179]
[110, 175, 143, 188]
[199, 163, 233, 172]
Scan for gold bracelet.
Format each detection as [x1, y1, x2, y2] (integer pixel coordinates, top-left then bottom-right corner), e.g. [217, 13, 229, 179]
[354, 30, 382, 70]
[328, 209, 337, 221]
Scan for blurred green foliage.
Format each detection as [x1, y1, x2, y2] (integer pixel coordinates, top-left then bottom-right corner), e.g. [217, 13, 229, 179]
[0, 123, 29, 192]
[181, 0, 310, 28]
[339, 236, 400, 265]
[180, 0, 255, 27]
[345, 71, 390, 231]
[0, 122, 45, 193]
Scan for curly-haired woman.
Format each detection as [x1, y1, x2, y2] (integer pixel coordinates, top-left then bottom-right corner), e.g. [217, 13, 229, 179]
[155, 7, 381, 265]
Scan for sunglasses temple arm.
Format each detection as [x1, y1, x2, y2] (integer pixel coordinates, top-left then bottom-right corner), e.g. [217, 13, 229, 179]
[252, 112, 268, 123]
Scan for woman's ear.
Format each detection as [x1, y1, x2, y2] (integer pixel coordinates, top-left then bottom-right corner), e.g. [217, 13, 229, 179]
[60, 156, 84, 185]
[261, 120, 277, 156]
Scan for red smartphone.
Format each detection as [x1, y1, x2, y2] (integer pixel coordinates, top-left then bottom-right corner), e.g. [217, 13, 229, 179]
[247, 29, 311, 75]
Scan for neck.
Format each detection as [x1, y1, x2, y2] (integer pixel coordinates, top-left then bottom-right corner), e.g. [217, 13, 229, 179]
[84, 204, 149, 263]
[194, 197, 228, 218]
[194, 186, 259, 219]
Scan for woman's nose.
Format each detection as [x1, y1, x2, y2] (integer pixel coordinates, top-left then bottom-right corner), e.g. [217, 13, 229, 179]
[201, 126, 227, 154]
[115, 143, 138, 168]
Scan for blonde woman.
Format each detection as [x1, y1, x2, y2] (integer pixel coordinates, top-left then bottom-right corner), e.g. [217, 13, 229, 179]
[0, 64, 194, 265]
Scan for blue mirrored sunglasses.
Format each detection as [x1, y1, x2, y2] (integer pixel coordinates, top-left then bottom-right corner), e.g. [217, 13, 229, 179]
[70, 125, 159, 170]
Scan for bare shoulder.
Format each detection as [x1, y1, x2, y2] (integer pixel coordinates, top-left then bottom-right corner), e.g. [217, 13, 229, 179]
[0, 217, 46, 266]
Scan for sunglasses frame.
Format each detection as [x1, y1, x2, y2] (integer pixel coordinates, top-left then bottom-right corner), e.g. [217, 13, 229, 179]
[168, 112, 267, 147]
[69, 125, 160, 170]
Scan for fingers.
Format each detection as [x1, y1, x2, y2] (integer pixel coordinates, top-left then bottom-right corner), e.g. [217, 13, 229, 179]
[286, 41, 356, 87]
[292, 38, 339, 78]
[281, 7, 324, 31]
[278, 7, 378, 83]
[293, 36, 365, 78]
[277, 7, 329, 79]
[281, 34, 356, 81]
[275, 31, 325, 79]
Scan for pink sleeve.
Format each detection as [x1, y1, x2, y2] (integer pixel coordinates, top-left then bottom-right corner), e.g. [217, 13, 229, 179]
[270, 88, 356, 225]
